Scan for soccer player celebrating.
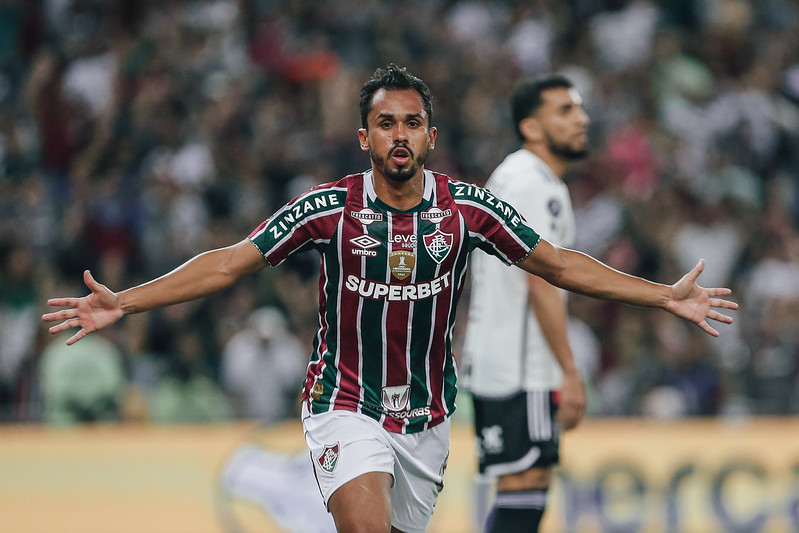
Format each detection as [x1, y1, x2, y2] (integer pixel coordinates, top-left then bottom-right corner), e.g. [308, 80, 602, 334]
[43, 64, 736, 533]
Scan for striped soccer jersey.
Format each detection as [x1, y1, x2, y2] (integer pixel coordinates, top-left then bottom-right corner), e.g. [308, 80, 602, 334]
[248, 169, 540, 434]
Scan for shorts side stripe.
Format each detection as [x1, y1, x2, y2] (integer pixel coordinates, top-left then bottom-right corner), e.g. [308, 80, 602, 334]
[527, 391, 551, 441]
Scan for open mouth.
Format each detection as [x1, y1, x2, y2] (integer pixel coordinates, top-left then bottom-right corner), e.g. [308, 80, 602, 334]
[390, 146, 412, 166]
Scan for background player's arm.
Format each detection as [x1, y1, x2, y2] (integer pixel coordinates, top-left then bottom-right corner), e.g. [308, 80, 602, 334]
[43, 240, 267, 345]
[517, 239, 737, 336]
[527, 275, 585, 430]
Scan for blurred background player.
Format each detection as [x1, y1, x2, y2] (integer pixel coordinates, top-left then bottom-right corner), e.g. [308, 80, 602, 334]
[463, 75, 590, 532]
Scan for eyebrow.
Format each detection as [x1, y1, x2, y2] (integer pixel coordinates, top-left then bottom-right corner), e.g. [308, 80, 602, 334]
[374, 112, 426, 122]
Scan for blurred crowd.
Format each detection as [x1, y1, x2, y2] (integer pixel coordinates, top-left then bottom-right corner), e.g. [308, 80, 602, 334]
[1, 0, 799, 425]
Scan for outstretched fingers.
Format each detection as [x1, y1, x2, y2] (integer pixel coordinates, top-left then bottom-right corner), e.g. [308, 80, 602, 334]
[45, 297, 80, 309]
[709, 297, 738, 310]
[685, 258, 706, 283]
[707, 287, 733, 297]
[66, 328, 88, 346]
[41, 307, 78, 323]
[706, 309, 733, 324]
[83, 269, 101, 291]
[697, 320, 720, 337]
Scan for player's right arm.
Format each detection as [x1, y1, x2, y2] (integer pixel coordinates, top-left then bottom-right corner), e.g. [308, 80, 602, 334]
[43, 239, 267, 345]
[527, 274, 585, 430]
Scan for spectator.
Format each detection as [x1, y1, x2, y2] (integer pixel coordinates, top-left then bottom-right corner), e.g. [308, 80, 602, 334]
[39, 331, 125, 425]
[221, 306, 306, 423]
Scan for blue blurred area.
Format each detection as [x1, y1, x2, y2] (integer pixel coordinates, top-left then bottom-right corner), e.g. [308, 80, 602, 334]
[1, 0, 798, 423]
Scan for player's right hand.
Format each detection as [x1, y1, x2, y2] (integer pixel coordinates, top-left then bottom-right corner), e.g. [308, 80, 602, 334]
[557, 370, 586, 431]
[42, 270, 124, 345]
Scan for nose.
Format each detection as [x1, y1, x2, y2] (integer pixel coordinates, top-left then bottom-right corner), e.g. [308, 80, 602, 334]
[576, 107, 590, 126]
[393, 123, 408, 142]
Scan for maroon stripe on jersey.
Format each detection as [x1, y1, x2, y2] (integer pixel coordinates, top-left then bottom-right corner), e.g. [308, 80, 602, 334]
[332, 174, 368, 412]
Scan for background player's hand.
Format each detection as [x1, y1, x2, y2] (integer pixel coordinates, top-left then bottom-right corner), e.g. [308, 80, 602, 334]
[557, 369, 586, 431]
[664, 259, 738, 337]
[42, 270, 124, 345]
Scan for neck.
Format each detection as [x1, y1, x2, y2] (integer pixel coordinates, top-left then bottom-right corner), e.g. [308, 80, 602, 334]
[524, 144, 567, 179]
[372, 169, 425, 210]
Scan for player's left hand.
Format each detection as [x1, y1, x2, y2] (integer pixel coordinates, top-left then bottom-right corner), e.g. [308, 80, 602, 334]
[665, 259, 738, 337]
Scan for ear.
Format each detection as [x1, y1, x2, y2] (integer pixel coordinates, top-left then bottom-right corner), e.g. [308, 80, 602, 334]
[358, 128, 369, 151]
[519, 117, 542, 143]
[428, 126, 437, 149]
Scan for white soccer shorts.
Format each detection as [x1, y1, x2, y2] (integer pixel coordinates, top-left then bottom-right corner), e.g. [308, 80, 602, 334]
[302, 404, 450, 533]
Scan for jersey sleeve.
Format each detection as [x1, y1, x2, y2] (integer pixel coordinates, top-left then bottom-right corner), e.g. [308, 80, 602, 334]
[450, 181, 540, 265]
[248, 185, 347, 267]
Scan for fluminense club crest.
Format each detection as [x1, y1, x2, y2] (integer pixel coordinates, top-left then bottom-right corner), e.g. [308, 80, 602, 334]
[317, 443, 340, 474]
[423, 230, 453, 264]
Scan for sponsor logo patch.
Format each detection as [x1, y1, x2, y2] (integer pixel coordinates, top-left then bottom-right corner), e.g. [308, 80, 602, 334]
[423, 230, 453, 264]
[350, 234, 381, 256]
[390, 234, 417, 249]
[317, 443, 340, 474]
[420, 207, 452, 224]
[350, 234, 381, 249]
[389, 250, 415, 280]
[351, 208, 383, 225]
[380, 385, 431, 419]
[344, 273, 451, 301]
[381, 385, 411, 412]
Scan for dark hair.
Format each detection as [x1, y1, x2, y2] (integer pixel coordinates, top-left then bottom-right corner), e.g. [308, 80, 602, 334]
[359, 64, 434, 129]
[511, 75, 574, 141]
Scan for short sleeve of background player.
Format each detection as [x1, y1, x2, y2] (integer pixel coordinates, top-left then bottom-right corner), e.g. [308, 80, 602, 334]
[501, 172, 556, 243]
[246, 186, 345, 267]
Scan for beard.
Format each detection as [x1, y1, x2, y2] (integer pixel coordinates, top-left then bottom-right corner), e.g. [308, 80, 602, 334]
[546, 131, 589, 161]
[371, 144, 430, 182]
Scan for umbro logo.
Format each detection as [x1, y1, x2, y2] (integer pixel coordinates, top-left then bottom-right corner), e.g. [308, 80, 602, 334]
[350, 234, 381, 257]
[350, 235, 381, 249]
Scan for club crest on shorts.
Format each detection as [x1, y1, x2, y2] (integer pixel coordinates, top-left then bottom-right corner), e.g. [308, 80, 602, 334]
[381, 384, 411, 412]
[389, 251, 415, 280]
[317, 443, 340, 474]
[423, 230, 453, 264]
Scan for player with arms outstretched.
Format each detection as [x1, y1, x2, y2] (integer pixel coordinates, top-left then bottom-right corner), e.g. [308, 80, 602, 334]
[43, 65, 736, 533]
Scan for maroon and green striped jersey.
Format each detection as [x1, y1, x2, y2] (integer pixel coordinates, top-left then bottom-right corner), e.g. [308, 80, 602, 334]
[248, 170, 540, 434]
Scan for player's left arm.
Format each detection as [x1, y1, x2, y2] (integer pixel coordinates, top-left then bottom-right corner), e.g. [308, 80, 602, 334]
[517, 239, 738, 337]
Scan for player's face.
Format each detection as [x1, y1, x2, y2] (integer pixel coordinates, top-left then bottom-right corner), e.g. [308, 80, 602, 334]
[536, 87, 590, 160]
[359, 88, 437, 183]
